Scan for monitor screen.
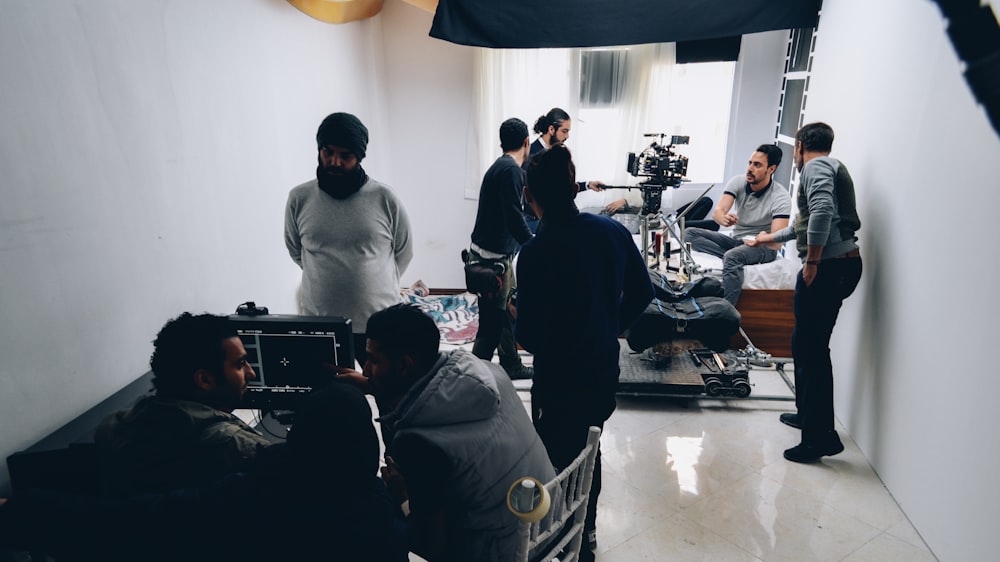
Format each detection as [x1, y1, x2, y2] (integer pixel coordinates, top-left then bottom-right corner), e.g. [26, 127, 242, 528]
[230, 315, 354, 390]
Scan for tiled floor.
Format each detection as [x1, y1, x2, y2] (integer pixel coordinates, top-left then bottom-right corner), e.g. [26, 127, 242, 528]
[571, 366, 935, 561]
[406, 345, 936, 561]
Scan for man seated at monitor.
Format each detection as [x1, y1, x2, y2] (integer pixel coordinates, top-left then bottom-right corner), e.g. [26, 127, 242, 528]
[95, 312, 271, 496]
[336, 304, 556, 561]
[684, 144, 791, 305]
[0, 383, 409, 562]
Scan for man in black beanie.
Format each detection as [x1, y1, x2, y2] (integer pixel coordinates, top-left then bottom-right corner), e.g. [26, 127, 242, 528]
[285, 112, 413, 363]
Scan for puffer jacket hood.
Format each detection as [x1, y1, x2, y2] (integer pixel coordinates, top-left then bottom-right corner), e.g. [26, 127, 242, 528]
[382, 349, 500, 430]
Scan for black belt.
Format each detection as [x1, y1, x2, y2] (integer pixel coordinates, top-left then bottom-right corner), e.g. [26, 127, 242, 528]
[830, 249, 861, 259]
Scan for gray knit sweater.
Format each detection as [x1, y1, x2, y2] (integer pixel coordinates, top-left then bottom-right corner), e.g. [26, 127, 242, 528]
[284, 177, 413, 332]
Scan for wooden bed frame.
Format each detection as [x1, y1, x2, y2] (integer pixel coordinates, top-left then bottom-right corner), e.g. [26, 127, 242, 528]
[729, 289, 794, 358]
[426, 286, 794, 358]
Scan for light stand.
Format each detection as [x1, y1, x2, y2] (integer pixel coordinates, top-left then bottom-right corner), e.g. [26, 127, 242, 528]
[657, 183, 716, 277]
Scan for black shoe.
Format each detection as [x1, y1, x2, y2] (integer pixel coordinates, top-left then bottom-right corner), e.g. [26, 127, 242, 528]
[506, 365, 533, 380]
[783, 435, 845, 463]
[779, 412, 802, 429]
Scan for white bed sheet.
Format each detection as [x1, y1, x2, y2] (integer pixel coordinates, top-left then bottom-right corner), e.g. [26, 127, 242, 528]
[689, 249, 800, 290]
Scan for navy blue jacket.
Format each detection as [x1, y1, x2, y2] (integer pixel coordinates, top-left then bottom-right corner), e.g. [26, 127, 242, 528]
[471, 154, 532, 254]
[516, 208, 654, 413]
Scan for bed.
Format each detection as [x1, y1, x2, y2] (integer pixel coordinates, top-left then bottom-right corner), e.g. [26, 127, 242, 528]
[686, 248, 797, 358]
[572, 191, 798, 358]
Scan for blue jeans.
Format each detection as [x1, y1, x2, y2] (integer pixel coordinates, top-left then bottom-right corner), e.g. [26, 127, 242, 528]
[685, 228, 778, 304]
[792, 256, 862, 445]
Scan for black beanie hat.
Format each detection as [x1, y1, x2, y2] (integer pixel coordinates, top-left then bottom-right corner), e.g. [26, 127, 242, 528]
[316, 112, 369, 160]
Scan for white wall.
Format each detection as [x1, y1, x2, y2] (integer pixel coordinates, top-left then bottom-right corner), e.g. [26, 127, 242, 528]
[0, 0, 388, 491]
[3, 2, 999, 558]
[380, 0, 478, 290]
[724, 30, 788, 183]
[809, 1, 1000, 560]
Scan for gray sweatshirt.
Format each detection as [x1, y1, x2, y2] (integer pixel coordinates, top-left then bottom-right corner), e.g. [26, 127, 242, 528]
[285, 177, 413, 332]
[773, 156, 860, 260]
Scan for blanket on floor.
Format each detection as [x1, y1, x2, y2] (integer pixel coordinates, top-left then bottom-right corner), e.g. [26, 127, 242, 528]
[400, 292, 480, 345]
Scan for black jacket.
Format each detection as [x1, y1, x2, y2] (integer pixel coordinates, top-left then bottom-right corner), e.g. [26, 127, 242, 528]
[471, 154, 532, 254]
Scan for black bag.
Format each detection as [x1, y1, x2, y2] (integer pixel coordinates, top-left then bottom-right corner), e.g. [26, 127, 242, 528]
[647, 271, 724, 302]
[461, 249, 505, 298]
[625, 296, 741, 352]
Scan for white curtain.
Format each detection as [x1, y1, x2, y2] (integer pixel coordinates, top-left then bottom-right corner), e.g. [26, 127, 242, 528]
[469, 44, 733, 197]
[466, 47, 575, 198]
[575, 43, 677, 186]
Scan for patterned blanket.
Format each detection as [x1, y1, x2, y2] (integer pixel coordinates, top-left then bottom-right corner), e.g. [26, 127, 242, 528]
[401, 292, 480, 345]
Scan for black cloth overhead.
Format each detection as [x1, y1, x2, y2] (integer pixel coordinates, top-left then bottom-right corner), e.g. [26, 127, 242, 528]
[429, 0, 823, 49]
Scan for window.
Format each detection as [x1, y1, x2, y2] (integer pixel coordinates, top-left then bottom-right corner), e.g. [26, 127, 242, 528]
[574, 47, 735, 184]
[469, 44, 736, 197]
[580, 49, 627, 107]
[774, 25, 819, 194]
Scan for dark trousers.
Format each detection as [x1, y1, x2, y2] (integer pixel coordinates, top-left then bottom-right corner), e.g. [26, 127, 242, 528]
[791, 257, 862, 445]
[470, 252, 522, 371]
[531, 392, 612, 538]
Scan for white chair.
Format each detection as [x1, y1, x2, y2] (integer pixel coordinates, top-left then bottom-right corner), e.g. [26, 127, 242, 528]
[508, 426, 602, 562]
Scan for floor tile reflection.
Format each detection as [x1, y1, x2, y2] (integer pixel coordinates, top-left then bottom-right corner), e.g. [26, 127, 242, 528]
[591, 370, 936, 561]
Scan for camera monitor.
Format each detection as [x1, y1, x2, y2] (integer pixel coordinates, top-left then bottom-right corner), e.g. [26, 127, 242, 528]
[230, 314, 354, 409]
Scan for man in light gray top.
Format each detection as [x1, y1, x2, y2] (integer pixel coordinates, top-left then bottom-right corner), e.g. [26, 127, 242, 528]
[685, 144, 791, 304]
[285, 112, 413, 362]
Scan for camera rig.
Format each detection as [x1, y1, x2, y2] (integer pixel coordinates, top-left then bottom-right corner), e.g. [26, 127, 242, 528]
[626, 133, 690, 215]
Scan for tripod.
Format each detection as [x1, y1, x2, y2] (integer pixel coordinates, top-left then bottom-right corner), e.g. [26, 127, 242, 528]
[638, 183, 716, 277]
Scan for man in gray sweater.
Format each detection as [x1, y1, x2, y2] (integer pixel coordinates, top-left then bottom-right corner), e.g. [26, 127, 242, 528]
[285, 112, 413, 362]
[748, 122, 862, 463]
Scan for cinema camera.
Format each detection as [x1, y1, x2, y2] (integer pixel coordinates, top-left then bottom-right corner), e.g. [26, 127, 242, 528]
[626, 133, 691, 215]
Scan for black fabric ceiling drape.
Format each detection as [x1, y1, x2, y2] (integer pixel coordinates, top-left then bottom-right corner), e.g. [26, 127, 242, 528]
[429, 0, 822, 49]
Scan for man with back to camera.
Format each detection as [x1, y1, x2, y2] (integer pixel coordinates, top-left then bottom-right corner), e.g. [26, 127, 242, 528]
[521, 107, 605, 232]
[95, 312, 271, 496]
[468, 117, 534, 381]
[335, 303, 556, 562]
[747, 122, 862, 463]
[516, 144, 654, 560]
[285, 112, 413, 363]
[684, 144, 791, 305]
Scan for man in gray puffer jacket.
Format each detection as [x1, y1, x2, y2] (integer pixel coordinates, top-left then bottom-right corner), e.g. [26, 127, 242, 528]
[342, 304, 555, 562]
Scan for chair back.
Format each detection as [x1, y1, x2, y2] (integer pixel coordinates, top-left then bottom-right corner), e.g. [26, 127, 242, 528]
[509, 426, 601, 562]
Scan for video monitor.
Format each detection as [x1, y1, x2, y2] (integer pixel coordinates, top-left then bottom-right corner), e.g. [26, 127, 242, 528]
[230, 314, 354, 391]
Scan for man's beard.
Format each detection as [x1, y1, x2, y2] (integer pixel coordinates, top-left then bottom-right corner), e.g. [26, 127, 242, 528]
[316, 161, 367, 199]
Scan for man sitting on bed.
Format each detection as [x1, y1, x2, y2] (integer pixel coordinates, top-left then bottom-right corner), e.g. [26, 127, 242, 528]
[684, 144, 791, 305]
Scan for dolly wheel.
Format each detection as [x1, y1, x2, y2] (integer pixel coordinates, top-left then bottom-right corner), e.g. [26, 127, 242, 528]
[705, 379, 722, 397]
[733, 380, 751, 398]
